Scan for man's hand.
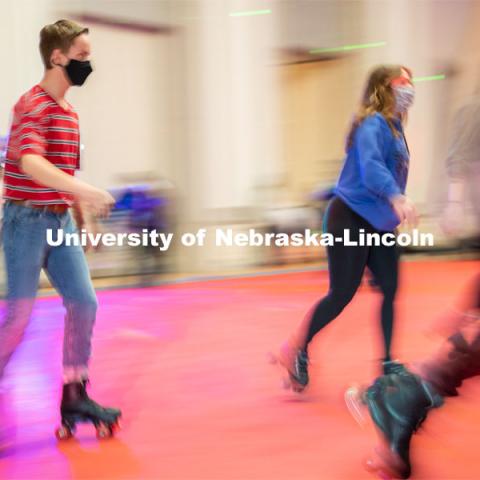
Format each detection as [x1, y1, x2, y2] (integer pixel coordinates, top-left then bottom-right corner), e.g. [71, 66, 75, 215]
[72, 201, 104, 252]
[75, 185, 115, 218]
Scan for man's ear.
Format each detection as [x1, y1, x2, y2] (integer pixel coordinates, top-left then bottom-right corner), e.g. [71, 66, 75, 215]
[50, 48, 64, 68]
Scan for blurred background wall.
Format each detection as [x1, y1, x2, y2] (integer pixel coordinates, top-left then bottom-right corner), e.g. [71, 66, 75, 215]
[0, 0, 479, 278]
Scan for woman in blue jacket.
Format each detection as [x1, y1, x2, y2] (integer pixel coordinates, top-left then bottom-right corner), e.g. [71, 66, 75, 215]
[275, 65, 418, 392]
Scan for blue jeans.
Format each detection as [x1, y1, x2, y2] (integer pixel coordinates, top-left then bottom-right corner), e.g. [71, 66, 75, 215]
[0, 202, 97, 377]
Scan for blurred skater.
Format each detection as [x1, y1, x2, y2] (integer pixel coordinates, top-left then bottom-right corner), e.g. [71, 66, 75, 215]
[345, 81, 480, 480]
[273, 65, 418, 392]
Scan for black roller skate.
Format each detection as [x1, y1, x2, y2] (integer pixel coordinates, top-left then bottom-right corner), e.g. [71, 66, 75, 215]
[382, 360, 409, 376]
[291, 348, 310, 390]
[345, 367, 443, 479]
[269, 341, 309, 393]
[55, 380, 121, 440]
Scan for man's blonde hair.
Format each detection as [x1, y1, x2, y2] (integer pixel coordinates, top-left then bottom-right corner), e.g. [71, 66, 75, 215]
[39, 19, 89, 69]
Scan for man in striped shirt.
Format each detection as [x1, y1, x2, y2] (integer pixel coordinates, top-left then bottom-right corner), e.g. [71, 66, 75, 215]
[0, 20, 121, 436]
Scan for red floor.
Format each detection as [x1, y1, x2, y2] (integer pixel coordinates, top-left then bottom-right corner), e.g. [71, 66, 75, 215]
[0, 259, 479, 479]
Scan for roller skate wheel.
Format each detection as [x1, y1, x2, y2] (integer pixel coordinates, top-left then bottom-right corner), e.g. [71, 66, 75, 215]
[291, 380, 305, 393]
[345, 385, 368, 427]
[288, 372, 306, 393]
[55, 426, 73, 441]
[111, 419, 122, 431]
[364, 456, 395, 480]
[96, 423, 113, 439]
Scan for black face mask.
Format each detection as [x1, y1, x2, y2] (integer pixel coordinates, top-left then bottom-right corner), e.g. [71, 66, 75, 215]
[64, 59, 93, 86]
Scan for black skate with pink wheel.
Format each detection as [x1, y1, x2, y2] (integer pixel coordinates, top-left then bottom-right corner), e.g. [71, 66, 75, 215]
[344, 364, 443, 479]
[55, 380, 122, 440]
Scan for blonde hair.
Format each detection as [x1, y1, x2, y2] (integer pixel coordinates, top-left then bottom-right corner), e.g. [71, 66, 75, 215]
[346, 65, 412, 150]
[39, 19, 89, 69]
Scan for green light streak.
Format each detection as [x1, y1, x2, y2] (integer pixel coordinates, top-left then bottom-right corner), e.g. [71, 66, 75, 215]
[412, 74, 446, 83]
[229, 9, 272, 17]
[309, 41, 386, 54]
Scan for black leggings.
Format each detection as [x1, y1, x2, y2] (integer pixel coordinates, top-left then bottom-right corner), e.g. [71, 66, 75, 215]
[304, 196, 399, 361]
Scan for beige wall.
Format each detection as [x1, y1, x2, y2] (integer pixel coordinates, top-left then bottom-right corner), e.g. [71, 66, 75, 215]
[0, 0, 54, 134]
[1, 0, 477, 219]
[277, 57, 357, 204]
[68, 26, 177, 189]
[182, 0, 281, 217]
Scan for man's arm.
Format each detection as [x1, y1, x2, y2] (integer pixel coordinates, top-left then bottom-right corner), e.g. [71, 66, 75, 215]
[21, 154, 114, 215]
[22, 154, 95, 197]
[446, 104, 477, 182]
[441, 102, 480, 234]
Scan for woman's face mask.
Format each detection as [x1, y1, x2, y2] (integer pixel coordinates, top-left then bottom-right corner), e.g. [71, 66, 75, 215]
[391, 74, 415, 114]
[393, 85, 415, 113]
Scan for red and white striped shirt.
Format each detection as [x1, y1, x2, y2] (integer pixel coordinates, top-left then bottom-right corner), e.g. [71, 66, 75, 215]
[3, 85, 80, 205]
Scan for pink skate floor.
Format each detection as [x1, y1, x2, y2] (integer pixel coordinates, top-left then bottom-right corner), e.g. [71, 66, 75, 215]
[0, 259, 479, 479]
